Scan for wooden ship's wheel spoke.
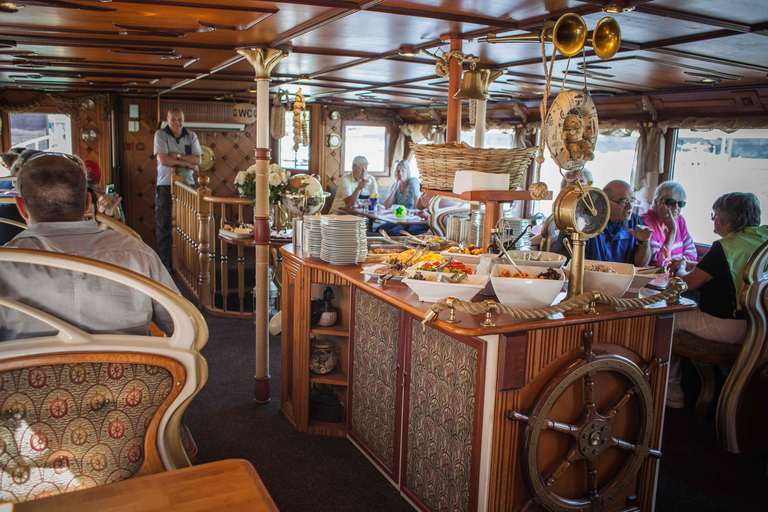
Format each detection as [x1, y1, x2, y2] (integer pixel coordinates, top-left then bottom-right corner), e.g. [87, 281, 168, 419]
[507, 342, 663, 512]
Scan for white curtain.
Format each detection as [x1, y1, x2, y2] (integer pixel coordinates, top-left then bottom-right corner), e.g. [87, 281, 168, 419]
[392, 123, 446, 172]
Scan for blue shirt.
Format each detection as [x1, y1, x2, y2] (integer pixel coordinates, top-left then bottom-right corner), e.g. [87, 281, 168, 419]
[556, 213, 643, 264]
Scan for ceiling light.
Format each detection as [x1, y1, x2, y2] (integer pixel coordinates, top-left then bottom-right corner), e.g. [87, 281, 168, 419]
[0, 3, 21, 13]
[398, 45, 419, 57]
[603, 2, 635, 14]
[700, 78, 717, 83]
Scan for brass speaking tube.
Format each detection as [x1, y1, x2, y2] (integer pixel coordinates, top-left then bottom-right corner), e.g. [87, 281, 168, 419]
[479, 13, 621, 60]
[479, 13, 587, 57]
[590, 17, 622, 60]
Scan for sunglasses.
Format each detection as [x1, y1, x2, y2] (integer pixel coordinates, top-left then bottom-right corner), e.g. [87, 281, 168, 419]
[661, 198, 686, 208]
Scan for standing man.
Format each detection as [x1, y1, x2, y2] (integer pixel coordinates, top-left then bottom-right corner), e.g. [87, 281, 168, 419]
[0, 153, 178, 341]
[555, 179, 652, 266]
[329, 155, 379, 214]
[154, 108, 202, 273]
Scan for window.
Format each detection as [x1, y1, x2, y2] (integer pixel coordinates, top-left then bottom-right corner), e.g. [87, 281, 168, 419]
[532, 131, 639, 218]
[344, 125, 388, 176]
[9, 113, 73, 154]
[279, 110, 310, 171]
[672, 129, 768, 246]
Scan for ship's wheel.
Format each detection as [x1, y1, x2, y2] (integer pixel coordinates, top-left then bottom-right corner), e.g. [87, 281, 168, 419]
[509, 332, 662, 512]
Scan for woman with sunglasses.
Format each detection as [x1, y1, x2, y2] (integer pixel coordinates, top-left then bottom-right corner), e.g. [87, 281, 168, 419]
[640, 181, 697, 270]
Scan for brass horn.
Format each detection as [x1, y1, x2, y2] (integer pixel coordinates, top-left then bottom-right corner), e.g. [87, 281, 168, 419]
[453, 62, 486, 101]
[589, 17, 621, 60]
[479, 13, 588, 58]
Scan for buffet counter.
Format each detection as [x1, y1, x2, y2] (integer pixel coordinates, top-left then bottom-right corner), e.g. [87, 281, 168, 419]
[280, 244, 695, 512]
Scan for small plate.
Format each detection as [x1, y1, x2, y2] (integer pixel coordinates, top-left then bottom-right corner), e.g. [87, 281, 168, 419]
[361, 263, 409, 282]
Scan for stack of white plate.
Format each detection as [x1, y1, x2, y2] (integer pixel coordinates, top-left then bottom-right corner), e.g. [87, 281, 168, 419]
[303, 215, 323, 257]
[319, 215, 367, 265]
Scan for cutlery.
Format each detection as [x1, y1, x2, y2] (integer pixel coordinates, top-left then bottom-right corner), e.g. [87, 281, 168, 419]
[378, 248, 423, 285]
[495, 233, 524, 274]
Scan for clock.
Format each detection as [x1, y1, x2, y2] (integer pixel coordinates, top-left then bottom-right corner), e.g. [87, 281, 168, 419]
[552, 185, 610, 239]
[327, 133, 342, 148]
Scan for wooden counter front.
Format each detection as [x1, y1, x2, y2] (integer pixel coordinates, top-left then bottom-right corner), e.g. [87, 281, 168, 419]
[280, 244, 696, 512]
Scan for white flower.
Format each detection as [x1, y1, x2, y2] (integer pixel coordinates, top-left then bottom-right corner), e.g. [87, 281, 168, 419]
[269, 172, 283, 186]
[234, 171, 247, 186]
[281, 170, 290, 184]
[269, 163, 282, 175]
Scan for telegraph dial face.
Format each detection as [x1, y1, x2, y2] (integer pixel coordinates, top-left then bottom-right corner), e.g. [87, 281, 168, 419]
[553, 185, 610, 239]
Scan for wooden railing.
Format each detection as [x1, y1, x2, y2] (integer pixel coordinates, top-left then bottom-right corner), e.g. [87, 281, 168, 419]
[171, 173, 255, 319]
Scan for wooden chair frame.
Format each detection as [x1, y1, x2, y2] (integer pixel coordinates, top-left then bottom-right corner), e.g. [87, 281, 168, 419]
[0, 248, 209, 472]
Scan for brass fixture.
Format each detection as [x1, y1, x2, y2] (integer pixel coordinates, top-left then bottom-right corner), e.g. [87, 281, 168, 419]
[479, 13, 588, 58]
[603, 1, 635, 13]
[327, 133, 341, 148]
[398, 45, 419, 57]
[0, 3, 20, 13]
[589, 17, 622, 60]
[453, 62, 486, 101]
[80, 127, 99, 143]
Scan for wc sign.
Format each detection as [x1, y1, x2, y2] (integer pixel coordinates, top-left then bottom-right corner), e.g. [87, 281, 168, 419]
[231, 103, 257, 124]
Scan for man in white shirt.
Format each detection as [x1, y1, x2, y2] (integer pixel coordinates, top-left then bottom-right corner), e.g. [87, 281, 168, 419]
[154, 108, 203, 273]
[0, 153, 178, 341]
[329, 155, 379, 214]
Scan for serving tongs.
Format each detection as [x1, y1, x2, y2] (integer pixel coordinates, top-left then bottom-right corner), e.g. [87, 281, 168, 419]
[377, 248, 424, 285]
[377, 229, 403, 245]
[398, 230, 445, 251]
[495, 233, 524, 274]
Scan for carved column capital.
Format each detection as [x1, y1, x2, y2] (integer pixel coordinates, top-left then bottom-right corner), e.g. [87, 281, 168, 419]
[236, 47, 288, 80]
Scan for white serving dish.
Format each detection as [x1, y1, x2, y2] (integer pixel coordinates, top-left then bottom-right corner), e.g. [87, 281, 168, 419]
[361, 263, 409, 282]
[439, 250, 498, 265]
[408, 260, 478, 274]
[570, 259, 636, 298]
[505, 250, 566, 268]
[626, 272, 660, 295]
[403, 271, 489, 303]
[491, 264, 566, 308]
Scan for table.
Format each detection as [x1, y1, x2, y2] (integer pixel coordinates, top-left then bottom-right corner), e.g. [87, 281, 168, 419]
[14, 459, 278, 512]
[340, 205, 428, 232]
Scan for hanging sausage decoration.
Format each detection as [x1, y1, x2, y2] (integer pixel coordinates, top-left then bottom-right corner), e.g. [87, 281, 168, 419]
[293, 89, 306, 152]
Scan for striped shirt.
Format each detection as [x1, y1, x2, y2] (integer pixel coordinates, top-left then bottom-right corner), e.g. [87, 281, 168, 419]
[640, 209, 697, 267]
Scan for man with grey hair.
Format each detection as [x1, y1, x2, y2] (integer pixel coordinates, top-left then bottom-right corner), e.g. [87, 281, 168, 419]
[0, 153, 178, 341]
[154, 107, 203, 273]
[555, 179, 652, 266]
[329, 155, 379, 214]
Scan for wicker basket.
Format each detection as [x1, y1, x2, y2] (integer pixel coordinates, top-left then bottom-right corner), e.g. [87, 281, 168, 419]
[411, 142, 537, 191]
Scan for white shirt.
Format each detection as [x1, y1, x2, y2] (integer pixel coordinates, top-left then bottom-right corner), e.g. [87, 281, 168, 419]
[329, 173, 379, 214]
[1, 221, 179, 341]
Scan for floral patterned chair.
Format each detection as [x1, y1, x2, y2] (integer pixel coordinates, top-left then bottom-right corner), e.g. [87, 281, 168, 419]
[0, 248, 208, 503]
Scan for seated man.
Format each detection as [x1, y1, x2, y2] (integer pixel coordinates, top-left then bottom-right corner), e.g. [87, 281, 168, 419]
[329, 155, 379, 214]
[554, 179, 652, 266]
[0, 153, 178, 341]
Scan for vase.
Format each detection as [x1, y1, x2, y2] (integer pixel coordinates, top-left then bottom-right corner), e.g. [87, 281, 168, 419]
[309, 338, 338, 375]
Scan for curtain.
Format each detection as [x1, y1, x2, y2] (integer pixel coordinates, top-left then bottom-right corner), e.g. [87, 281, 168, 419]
[392, 123, 446, 172]
[630, 123, 665, 192]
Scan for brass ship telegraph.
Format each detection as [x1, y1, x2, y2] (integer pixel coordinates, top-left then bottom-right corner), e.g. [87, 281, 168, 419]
[552, 181, 610, 298]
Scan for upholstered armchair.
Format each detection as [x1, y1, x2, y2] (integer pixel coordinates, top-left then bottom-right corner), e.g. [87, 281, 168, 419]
[0, 248, 208, 503]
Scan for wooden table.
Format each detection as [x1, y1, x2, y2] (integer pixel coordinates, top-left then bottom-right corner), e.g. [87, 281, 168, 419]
[14, 459, 278, 512]
[340, 205, 428, 232]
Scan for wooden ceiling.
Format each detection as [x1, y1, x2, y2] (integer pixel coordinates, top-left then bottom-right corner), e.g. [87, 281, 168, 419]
[1, 0, 767, 120]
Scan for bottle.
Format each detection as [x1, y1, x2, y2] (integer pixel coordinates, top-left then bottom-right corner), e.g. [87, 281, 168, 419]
[486, 228, 501, 254]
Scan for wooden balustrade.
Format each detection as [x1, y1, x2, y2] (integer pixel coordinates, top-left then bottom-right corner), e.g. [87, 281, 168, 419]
[171, 175, 256, 319]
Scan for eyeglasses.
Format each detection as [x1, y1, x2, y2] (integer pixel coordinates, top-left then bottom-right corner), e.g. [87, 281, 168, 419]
[661, 198, 686, 208]
[711, 212, 718, 220]
[609, 197, 638, 207]
[24, 152, 80, 165]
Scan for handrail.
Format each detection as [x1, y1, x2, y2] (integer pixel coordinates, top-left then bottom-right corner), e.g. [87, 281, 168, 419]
[203, 196, 253, 205]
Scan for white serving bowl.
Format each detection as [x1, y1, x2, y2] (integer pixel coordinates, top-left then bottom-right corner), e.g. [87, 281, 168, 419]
[626, 272, 660, 295]
[571, 259, 636, 298]
[403, 271, 490, 303]
[408, 260, 478, 275]
[491, 264, 566, 308]
[505, 250, 566, 268]
[439, 250, 494, 265]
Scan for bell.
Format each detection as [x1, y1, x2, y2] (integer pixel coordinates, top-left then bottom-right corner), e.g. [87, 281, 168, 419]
[590, 17, 621, 60]
[453, 64, 487, 101]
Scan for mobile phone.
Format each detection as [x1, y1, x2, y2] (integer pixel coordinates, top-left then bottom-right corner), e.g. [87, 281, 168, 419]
[105, 184, 115, 197]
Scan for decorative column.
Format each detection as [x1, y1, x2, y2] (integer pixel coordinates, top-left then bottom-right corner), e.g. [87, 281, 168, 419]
[473, 70, 503, 149]
[445, 36, 462, 143]
[237, 47, 288, 404]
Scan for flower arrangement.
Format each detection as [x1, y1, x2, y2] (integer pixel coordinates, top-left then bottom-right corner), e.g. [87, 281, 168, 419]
[234, 163, 290, 203]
